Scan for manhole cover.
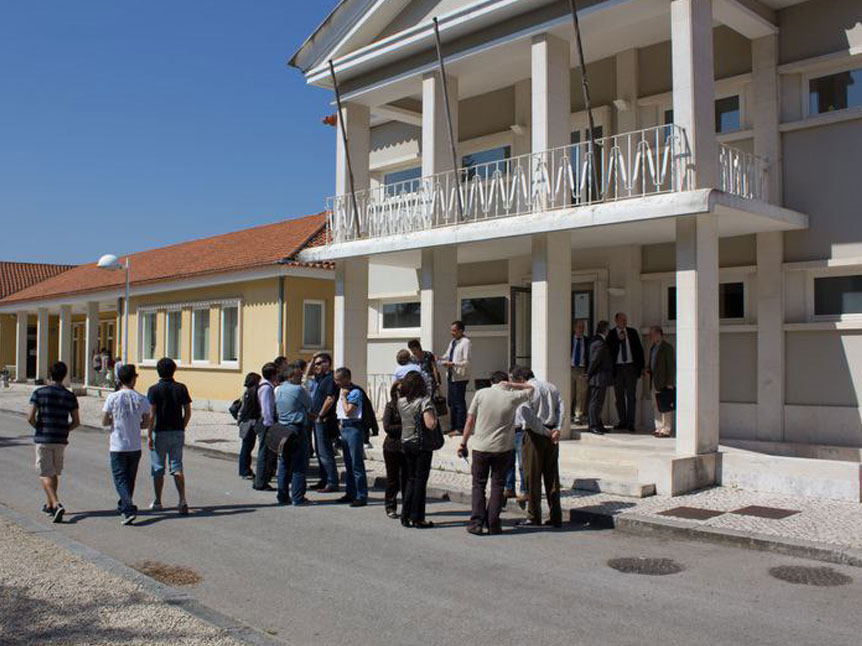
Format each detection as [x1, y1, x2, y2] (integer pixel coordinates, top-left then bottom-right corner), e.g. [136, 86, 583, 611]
[607, 557, 684, 576]
[658, 506, 725, 521]
[768, 565, 852, 587]
[731, 505, 800, 520]
[132, 560, 202, 586]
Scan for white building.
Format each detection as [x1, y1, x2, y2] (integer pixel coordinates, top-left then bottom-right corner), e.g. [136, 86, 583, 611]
[290, 0, 862, 499]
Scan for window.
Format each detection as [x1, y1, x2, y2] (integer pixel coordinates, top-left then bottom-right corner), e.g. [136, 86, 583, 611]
[667, 282, 745, 321]
[141, 313, 157, 361]
[715, 96, 741, 133]
[809, 68, 862, 115]
[166, 311, 182, 361]
[384, 167, 422, 196]
[221, 306, 239, 363]
[814, 275, 862, 317]
[461, 296, 507, 327]
[192, 309, 210, 362]
[462, 146, 511, 181]
[303, 300, 325, 348]
[381, 302, 420, 329]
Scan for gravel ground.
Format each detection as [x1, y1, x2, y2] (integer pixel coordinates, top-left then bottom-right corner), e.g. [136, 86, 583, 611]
[0, 515, 244, 646]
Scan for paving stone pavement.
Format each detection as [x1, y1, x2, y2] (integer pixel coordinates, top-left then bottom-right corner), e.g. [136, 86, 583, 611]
[3, 383, 862, 553]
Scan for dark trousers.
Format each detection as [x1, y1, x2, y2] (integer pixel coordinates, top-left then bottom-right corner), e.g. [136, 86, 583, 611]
[314, 420, 339, 487]
[254, 425, 277, 489]
[238, 427, 256, 477]
[383, 448, 407, 513]
[614, 364, 639, 428]
[110, 450, 141, 515]
[588, 385, 607, 431]
[402, 447, 432, 523]
[276, 426, 308, 505]
[448, 379, 468, 432]
[470, 450, 514, 533]
[523, 432, 562, 525]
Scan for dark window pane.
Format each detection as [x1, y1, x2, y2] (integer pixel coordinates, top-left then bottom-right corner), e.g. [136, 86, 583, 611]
[461, 297, 507, 326]
[382, 302, 421, 328]
[809, 69, 862, 115]
[667, 287, 677, 322]
[719, 282, 745, 319]
[383, 167, 422, 196]
[814, 276, 862, 316]
[715, 96, 741, 133]
[462, 146, 511, 181]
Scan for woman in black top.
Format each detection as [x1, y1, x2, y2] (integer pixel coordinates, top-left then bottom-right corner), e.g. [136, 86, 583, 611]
[382, 382, 407, 519]
[237, 372, 261, 480]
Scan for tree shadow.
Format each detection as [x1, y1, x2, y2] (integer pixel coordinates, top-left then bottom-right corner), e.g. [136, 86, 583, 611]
[0, 434, 32, 448]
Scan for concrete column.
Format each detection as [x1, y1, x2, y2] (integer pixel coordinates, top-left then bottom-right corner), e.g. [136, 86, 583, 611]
[335, 102, 371, 196]
[420, 247, 458, 359]
[615, 49, 639, 134]
[675, 215, 719, 455]
[531, 233, 572, 438]
[36, 308, 50, 382]
[84, 301, 99, 388]
[334, 258, 369, 387]
[671, 0, 717, 188]
[752, 34, 785, 442]
[512, 79, 532, 157]
[421, 72, 459, 176]
[15, 312, 28, 382]
[58, 305, 73, 384]
[531, 33, 571, 155]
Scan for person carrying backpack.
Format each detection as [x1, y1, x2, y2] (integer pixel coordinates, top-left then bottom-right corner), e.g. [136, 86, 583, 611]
[232, 372, 261, 480]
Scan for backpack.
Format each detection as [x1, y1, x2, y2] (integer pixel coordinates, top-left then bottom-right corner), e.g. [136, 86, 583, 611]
[352, 385, 379, 438]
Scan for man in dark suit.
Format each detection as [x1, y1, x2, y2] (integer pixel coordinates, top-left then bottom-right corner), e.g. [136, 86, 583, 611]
[606, 312, 645, 433]
[586, 321, 613, 435]
[645, 326, 676, 437]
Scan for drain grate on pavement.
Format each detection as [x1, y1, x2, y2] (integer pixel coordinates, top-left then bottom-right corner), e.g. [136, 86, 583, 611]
[658, 506, 725, 521]
[731, 505, 800, 520]
[195, 438, 231, 444]
[132, 560, 202, 586]
[607, 557, 684, 576]
[768, 565, 852, 587]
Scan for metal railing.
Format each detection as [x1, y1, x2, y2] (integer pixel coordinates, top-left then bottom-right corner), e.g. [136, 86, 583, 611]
[718, 143, 769, 201]
[366, 373, 395, 419]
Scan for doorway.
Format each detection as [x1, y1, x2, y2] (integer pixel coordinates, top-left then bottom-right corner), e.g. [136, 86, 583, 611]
[26, 325, 37, 379]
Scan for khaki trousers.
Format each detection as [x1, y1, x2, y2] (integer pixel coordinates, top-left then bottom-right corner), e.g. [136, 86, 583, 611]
[652, 394, 673, 434]
[523, 431, 562, 525]
[570, 366, 589, 421]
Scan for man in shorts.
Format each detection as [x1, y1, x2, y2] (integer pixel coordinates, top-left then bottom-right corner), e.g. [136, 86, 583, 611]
[27, 361, 80, 523]
[146, 358, 192, 515]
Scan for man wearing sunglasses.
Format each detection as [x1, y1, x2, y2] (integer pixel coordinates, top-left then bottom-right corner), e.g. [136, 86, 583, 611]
[310, 353, 339, 492]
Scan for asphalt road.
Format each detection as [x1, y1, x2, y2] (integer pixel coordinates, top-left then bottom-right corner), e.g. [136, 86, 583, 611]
[1, 411, 860, 646]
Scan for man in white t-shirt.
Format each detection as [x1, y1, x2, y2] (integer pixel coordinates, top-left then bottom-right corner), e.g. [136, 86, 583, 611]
[101, 364, 151, 526]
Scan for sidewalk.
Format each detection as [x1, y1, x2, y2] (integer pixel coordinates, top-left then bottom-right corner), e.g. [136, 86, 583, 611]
[3, 383, 862, 566]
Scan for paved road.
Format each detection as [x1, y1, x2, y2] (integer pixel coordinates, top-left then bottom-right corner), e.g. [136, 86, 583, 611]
[1, 411, 859, 646]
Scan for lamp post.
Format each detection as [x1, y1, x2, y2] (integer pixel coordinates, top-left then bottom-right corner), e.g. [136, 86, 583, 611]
[97, 254, 130, 365]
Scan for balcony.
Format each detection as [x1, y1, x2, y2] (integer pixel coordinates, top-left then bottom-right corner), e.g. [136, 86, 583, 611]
[324, 125, 769, 246]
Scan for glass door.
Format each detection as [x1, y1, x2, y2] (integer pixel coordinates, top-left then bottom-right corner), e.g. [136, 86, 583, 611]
[509, 286, 531, 369]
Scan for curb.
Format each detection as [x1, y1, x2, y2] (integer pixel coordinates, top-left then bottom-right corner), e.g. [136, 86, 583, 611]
[0, 501, 285, 646]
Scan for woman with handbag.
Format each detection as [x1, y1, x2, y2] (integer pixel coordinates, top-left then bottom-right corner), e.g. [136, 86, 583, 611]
[396, 371, 438, 528]
[236, 372, 262, 480]
[382, 382, 407, 520]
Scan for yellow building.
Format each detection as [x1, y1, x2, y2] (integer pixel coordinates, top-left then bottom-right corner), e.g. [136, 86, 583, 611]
[0, 214, 334, 406]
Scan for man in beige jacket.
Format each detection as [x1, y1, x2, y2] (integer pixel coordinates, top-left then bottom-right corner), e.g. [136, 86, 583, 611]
[441, 320, 472, 437]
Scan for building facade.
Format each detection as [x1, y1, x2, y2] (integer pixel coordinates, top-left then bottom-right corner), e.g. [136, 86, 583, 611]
[291, 0, 862, 497]
[0, 215, 335, 406]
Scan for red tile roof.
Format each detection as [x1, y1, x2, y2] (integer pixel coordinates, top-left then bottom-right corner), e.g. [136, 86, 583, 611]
[1, 213, 330, 305]
[0, 262, 75, 300]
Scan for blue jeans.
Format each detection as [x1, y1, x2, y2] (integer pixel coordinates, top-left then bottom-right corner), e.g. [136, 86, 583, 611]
[150, 430, 184, 476]
[238, 425, 256, 477]
[340, 422, 367, 501]
[277, 426, 308, 505]
[254, 424, 277, 488]
[448, 379, 468, 433]
[110, 450, 141, 515]
[314, 420, 338, 487]
[504, 428, 526, 494]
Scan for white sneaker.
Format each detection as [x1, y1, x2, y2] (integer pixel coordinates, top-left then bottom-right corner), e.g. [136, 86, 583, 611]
[149, 500, 162, 511]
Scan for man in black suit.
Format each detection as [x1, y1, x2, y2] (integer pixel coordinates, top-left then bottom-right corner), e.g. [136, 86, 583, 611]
[607, 312, 645, 433]
[586, 321, 613, 435]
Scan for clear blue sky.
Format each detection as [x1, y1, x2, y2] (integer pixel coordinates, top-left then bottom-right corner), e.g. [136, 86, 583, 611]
[0, 1, 339, 264]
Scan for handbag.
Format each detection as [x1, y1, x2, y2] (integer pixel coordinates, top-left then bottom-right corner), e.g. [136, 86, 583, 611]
[413, 409, 445, 452]
[238, 419, 256, 440]
[432, 393, 448, 417]
[655, 388, 676, 414]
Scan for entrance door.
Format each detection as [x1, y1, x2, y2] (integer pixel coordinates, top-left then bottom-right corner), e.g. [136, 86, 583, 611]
[572, 286, 595, 337]
[509, 286, 531, 368]
[26, 326, 37, 379]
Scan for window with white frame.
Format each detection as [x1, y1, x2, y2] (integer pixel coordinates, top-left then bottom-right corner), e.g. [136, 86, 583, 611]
[461, 146, 511, 181]
[714, 95, 741, 133]
[192, 308, 210, 362]
[808, 68, 862, 116]
[221, 306, 239, 363]
[381, 301, 420, 330]
[140, 312, 157, 362]
[302, 300, 325, 348]
[814, 275, 862, 317]
[165, 311, 182, 361]
[461, 296, 508, 327]
[384, 166, 422, 196]
[667, 282, 745, 322]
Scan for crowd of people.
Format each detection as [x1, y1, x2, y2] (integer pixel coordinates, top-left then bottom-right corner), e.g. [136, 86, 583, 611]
[24, 312, 675, 534]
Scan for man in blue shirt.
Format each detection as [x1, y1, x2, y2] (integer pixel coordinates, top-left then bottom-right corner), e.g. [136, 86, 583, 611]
[311, 354, 340, 493]
[274, 362, 313, 506]
[334, 367, 368, 507]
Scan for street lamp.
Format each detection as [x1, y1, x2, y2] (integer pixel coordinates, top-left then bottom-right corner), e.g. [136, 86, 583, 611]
[97, 254, 130, 365]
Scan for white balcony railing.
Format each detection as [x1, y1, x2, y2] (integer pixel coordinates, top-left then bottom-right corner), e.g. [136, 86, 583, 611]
[325, 125, 766, 244]
[718, 143, 769, 201]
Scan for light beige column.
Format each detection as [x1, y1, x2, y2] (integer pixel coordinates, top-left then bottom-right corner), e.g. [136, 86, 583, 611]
[532, 233, 572, 438]
[615, 48, 639, 134]
[512, 79, 532, 157]
[58, 305, 73, 384]
[422, 71, 459, 177]
[671, 0, 717, 188]
[335, 102, 370, 238]
[420, 247, 458, 361]
[334, 258, 369, 386]
[753, 33, 784, 441]
[675, 215, 719, 455]
[84, 301, 100, 387]
[36, 308, 50, 382]
[15, 311, 28, 382]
